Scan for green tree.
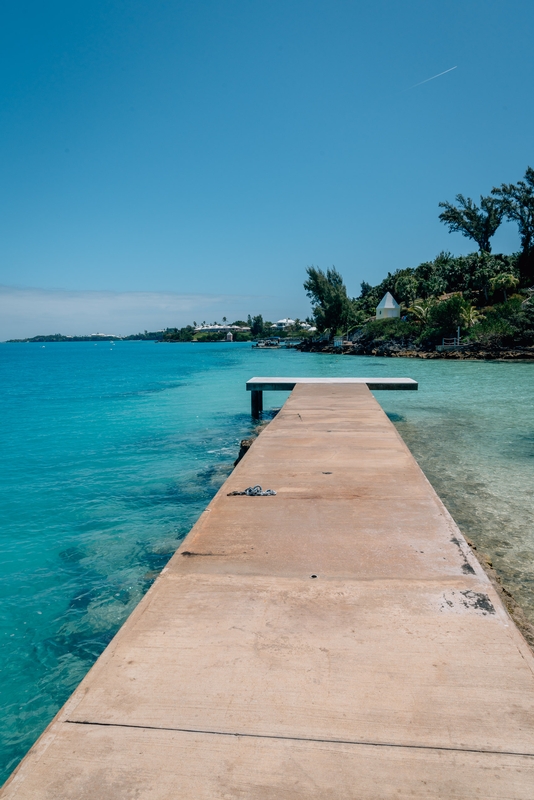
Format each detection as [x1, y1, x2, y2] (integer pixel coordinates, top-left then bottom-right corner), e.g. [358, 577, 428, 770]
[461, 304, 485, 329]
[468, 252, 510, 302]
[250, 314, 264, 336]
[407, 297, 436, 324]
[438, 194, 503, 253]
[355, 280, 381, 315]
[415, 252, 452, 297]
[394, 271, 419, 305]
[489, 273, 520, 302]
[163, 325, 195, 342]
[304, 266, 356, 335]
[424, 295, 467, 343]
[492, 167, 534, 282]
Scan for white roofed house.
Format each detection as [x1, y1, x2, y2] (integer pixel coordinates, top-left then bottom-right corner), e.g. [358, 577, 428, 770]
[270, 318, 295, 330]
[269, 319, 317, 334]
[194, 324, 251, 332]
[376, 292, 401, 320]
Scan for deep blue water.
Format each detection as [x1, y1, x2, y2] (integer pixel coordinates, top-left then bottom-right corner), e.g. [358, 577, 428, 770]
[1, 341, 533, 782]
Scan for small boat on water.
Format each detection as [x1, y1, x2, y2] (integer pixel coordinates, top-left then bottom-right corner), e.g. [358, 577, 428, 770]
[252, 338, 281, 349]
[252, 337, 303, 349]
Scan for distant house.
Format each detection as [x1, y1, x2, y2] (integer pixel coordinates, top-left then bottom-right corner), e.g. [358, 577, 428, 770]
[194, 324, 250, 333]
[376, 292, 400, 320]
[270, 319, 316, 332]
[270, 318, 295, 330]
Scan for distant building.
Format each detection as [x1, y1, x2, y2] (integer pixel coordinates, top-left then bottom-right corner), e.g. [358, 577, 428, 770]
[270, 318, 295, 330]
[194, 324, 250, 333]
[269, 319, 316, 332]
[376, 292, 400, 320]
[225, 332, 233, 342]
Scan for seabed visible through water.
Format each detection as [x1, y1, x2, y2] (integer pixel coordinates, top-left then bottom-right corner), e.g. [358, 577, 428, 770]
[0, 340, 533, 782]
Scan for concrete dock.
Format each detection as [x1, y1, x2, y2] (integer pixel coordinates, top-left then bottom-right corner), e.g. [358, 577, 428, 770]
[246, 376, 418, 416]
[3, 382, 534, 798]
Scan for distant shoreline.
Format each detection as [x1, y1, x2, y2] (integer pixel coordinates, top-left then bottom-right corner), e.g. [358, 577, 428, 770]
[5, 335, 156, 343]
[6, 337, 534, 360]
[3, 338, 249, 344]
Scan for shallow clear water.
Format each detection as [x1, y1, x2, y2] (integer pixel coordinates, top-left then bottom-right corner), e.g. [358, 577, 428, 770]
[0, 341, 533, 781]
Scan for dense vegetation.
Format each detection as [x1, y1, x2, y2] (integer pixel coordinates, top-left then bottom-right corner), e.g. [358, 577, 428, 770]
[303, 166, 534, 352]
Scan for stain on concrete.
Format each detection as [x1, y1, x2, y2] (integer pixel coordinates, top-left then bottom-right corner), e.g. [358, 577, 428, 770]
[459, 590, 496, 614]
[440, 590, 496, 615]
[450, 536, 476, 575]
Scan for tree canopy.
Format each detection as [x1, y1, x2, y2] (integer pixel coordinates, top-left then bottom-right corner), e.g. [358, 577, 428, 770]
[301, 165, 534, 352]
[438, 194, 502, 253]
[303, 266, 357, 335]
[492, 166, 534, 281]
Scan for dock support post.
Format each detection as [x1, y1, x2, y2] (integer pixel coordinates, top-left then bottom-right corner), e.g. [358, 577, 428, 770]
[251, 390, 263, 419]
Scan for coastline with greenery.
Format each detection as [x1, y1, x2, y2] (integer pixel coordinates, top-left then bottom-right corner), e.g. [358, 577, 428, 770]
[9, 167, 534, 358]
[299, 257, 534, 359]
[6, 315, 315, 344]
[299, 166, 534, 359]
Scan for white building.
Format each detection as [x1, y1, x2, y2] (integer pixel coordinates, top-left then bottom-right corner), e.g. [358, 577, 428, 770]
[269, 319, 317, 331]
[376, 292, 400, 320]
[194, 324, 250, 333]
[270, 318, 295, 330]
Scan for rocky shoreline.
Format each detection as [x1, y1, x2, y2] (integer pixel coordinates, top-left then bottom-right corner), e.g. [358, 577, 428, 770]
[297, 340, 534, 360]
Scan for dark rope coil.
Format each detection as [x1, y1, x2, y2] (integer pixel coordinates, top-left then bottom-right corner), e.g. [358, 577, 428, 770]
[227, 485, 276, 496]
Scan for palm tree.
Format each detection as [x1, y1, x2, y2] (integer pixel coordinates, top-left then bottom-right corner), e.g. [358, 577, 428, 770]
[460, 304, 485, 329]
[407, 298, 436, 324]
[489, 273, 519, 302]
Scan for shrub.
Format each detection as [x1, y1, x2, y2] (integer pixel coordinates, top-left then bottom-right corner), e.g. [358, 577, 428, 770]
[468, 297, 534, 346]
[355, 318, 420, 347]
[418, 295, 468, 344]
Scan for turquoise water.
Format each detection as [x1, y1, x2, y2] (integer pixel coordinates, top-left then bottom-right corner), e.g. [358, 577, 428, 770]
[0, 341, 533, 782]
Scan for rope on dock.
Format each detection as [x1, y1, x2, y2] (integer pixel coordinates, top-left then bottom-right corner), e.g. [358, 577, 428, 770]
[227, 485, 276, 496]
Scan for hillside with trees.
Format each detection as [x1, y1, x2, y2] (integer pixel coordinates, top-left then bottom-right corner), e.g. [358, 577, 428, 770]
[300, 166, 534, 358]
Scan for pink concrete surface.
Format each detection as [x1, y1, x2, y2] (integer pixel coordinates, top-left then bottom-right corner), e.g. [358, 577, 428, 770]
[2, 383, 534, 799]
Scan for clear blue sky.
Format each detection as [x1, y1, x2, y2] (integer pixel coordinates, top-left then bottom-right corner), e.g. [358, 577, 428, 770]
[1, 0, 533, 337]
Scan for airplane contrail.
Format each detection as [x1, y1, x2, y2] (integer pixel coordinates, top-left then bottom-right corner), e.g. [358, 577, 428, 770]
[410, 65, 457, 89]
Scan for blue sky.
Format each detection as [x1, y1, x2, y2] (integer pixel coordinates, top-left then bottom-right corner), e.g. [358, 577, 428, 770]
[1, 0, 533, 337]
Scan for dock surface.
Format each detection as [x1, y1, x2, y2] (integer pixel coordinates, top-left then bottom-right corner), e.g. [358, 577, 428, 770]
[245, 375, 417, 416]
[246, 376, 418, 390]
[3, 383, 534, 798]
